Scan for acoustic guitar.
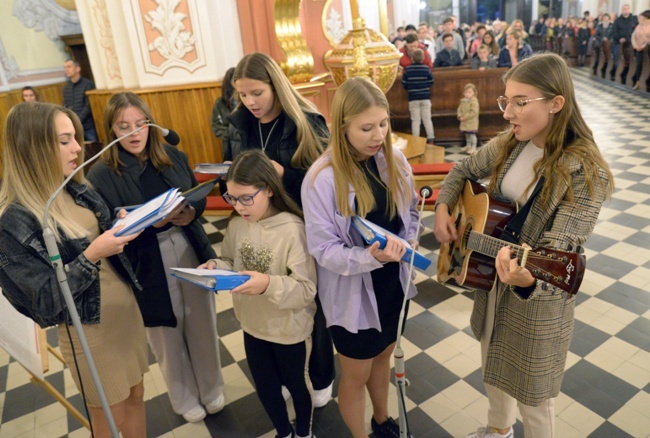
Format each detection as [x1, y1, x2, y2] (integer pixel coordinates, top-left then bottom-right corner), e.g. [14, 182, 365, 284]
[437, 180, 585, 295]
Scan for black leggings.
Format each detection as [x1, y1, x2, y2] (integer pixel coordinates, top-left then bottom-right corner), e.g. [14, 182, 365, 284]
[244, 332, 313, 437]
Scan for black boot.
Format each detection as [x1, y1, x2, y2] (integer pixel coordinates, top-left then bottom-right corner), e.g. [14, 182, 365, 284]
[620, 68, 629, 85]
[601, 68, 607, 78]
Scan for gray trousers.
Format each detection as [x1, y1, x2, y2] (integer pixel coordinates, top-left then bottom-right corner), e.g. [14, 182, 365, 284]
[481, 286, 556, 438]
[150, 226, 224, 415]
[409, 99, 435, 139]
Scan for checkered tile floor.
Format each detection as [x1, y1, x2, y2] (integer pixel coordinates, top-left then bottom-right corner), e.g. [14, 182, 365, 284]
[1, 69, 649, 438]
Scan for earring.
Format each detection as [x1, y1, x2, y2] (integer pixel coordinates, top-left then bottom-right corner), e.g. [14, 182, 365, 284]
[549, 110, 553, 114]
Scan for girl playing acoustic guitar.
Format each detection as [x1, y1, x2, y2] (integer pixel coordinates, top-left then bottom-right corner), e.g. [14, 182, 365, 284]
[434, 52, 613, 438]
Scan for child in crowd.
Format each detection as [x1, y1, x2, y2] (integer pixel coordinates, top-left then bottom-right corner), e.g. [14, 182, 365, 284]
[202, 151, 317, 438]
[458, 83, 480, 154]
[471, 45, 497, 70]
[401, 48, 435, 144]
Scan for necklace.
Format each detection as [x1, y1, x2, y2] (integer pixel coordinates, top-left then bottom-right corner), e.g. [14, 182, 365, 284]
[258, 118, 280, 153]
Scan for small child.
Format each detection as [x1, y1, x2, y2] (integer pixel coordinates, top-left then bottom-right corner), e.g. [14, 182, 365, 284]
[201, 151, 317, 438]
[457, 83, 480, 154]
[401, 48, 435, 144]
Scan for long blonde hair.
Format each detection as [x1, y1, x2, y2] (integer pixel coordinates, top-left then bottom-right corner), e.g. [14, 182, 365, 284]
[0, 102, 87, 240]
[488, 52, 614, 204]
[316, 77, 411, 218]
[232, 52, 326, 169]
[101, 92, 172, 173]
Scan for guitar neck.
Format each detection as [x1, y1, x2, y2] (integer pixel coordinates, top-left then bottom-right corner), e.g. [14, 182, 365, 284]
[467, 231, 525, 259]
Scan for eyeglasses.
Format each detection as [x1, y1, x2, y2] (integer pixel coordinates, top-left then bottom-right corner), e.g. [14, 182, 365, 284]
[222, 188, 264, 206]
[114, 119, 150, 134]
[497, 96, 548, 113]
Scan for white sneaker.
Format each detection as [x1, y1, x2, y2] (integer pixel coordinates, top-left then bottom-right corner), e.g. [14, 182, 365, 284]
[459, 145, 471, 153]
[312, 382, 333, 408]
[466, 426, 513, 438]
[205, 394, 225, 414]
[182, 405, 206, 423]
[281, 385, 291, 401]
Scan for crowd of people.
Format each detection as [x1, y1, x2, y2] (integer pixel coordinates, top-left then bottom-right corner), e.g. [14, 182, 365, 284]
[0, 6, 635, 437]
[391, 6, 649, 90]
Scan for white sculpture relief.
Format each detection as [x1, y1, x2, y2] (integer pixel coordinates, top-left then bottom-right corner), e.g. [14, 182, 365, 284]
[326, 7, 346, 45]
[145, 0, 196, 61]
[12, 0, 81, 40]
[0, 37, 21, 81]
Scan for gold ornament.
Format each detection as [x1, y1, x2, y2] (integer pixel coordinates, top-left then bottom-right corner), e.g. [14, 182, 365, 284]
[323, 17, 402, 93]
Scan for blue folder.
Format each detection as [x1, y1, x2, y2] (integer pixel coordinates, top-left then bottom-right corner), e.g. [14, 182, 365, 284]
[351, 216, 431, 270]
[170, 268, 250, 291]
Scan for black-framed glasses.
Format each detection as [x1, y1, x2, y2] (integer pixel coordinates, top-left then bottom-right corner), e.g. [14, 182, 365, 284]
[114, 119, 150, 134]
[496, 96, 548, 113]
[222, 188, 264, 206]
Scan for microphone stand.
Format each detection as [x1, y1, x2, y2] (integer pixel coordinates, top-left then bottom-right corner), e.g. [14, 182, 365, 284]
[393, 186, 432, 438]
[41, 124, 165, 438]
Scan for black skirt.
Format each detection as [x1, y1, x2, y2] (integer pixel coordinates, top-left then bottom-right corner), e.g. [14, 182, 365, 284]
[331, 157, 410, 360]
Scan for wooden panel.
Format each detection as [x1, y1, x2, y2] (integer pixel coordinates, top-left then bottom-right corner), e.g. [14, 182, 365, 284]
[386, 67, 508, 143]
[86, 82, 224, 167]
[0, 83, 67, 173]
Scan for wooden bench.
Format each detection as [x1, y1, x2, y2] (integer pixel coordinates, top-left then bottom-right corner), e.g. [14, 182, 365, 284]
[411, 162, 455, 191]
[387, 67, 508, 144]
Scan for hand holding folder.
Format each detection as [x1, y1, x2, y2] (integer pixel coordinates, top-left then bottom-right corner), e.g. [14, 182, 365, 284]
[112, 179, 218, 236]
[351, 216, 431, 270]
[170, 268, 250, 291]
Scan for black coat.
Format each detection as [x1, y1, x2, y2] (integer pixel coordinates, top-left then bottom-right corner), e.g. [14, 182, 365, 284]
[223, 108, 329, 207]
[87, 144, 216, 327]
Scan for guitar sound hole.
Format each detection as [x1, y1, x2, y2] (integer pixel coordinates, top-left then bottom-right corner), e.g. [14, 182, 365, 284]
[461, 224, 472, 250]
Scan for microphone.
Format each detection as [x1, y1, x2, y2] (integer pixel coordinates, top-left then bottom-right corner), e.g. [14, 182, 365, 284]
[161, 128, 180, 146]
[420, 185, 433, 199]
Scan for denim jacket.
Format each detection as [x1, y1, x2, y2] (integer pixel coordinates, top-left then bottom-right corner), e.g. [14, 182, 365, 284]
[0, 181, 140, 328]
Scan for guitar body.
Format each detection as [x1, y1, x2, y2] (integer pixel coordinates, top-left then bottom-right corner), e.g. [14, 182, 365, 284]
[437, 180, 586, 295]
[438, 181, 518, 292]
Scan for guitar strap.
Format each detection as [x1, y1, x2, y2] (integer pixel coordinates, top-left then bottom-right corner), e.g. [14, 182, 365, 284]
[499, 176, 545, 244]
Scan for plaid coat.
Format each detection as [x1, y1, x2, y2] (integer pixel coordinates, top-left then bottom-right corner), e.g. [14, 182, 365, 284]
[436, 137, 610, 406]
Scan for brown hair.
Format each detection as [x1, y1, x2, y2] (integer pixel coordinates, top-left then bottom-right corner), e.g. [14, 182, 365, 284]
[488, 53, 613, 205]
[101, 92, 173, 173]
[411, 48, 424, 63]
[0, 103, 87, 240]
[232, 52, 326, 169]
[226, 150, 302, 218]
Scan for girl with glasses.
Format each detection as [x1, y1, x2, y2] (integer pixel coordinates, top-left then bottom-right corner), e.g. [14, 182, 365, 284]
[201, 150, 317, 438]
[87, 92, 225, 424]
[224, 52, 335, 408]
[434, 53, 613, 438]
[0, 103, 146, 437]
[302, 77, 421, 438]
